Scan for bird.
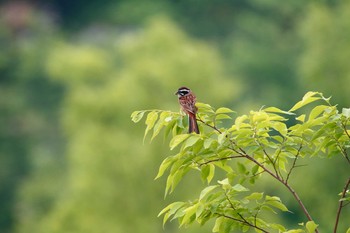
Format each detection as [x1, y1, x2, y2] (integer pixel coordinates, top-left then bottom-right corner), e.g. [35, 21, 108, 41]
[175, 87, 200, 134]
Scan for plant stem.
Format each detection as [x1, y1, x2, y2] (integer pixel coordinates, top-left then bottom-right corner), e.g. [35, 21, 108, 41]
[242, 152, 318, 232]
[219, 214, 269, 233]
[334, 177, 350, 233]
[198, 118, 318, 232]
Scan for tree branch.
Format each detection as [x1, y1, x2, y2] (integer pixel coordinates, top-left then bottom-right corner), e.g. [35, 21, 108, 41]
[217, 213, 269, 233]
[198, 155, 246, 167]
[286, 144, 303, 183]
[198, 115, 318, 232]
[197, 117, 222, 134]
[334, 177, 350, 233]
[230, 148, 318, 232]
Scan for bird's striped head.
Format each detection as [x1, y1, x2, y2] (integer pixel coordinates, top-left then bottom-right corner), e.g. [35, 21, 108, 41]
[175, 87, 191, 97]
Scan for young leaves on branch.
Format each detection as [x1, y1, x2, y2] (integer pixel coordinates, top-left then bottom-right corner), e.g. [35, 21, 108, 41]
[131, 92, 350, 232]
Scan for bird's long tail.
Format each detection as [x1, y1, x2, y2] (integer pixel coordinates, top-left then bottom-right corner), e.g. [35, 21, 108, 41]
[188, 114, 200, 134]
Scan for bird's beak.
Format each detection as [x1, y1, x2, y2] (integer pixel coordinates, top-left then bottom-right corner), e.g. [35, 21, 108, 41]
[174, 91, 179, 95]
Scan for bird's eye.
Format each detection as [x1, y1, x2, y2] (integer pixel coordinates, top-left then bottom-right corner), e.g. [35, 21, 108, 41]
[179, 90, 189, 96]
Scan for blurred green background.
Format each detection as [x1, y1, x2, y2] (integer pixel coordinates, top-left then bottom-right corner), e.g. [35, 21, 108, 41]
[0, 0, 349, 232]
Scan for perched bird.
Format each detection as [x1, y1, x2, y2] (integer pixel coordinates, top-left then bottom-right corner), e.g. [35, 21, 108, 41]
[175, 87, 200, 134]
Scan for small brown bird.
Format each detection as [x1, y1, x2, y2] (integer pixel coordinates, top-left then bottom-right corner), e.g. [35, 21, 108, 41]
[175, 87, 200, 134]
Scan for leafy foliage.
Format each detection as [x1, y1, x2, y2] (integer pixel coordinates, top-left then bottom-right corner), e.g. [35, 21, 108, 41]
[133, 92, 350, 232]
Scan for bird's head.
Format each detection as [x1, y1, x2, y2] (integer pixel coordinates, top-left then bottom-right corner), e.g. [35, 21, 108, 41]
[175, 87, 190, 97]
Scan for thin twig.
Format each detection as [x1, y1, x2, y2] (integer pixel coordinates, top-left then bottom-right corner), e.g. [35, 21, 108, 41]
[217, 213, 269, 233]
[286, 144, 303, 183]
[334, 177, 350, 233]
[198, 116, 317, 232]
[231, 149, 317, 232]
[224, 191, 249, 225]
[197, 117, 222, 134]
[198, 155, 246, 167]
[254, 138, 280, 179]
[342, 119, 350, 140]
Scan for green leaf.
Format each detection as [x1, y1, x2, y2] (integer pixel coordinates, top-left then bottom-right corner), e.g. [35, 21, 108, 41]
[131, 110, 145, 123]
[169, 134, 190, 150]
[237, 162, 247, 174]
[215, 114, 232, 120]
[144, 111, 158, 142]
[305, 221, 318, 233]
[155, 156, 174, 180]
[218, 132, 227, 145]
[212, 216, 225, 232]
[235, 115, 249, 129]
[342, 108, 350, 118]
[183, 135, 201, 149]
[284, 230, 304, 233]
[265, 195, 288, 212]
[289, 92, 321, 112]
[180, 203, 198, 226]
[207, 164, 215, 183]
[264, 106, 295, 115]
[245, 192, 263, 200]
[158, 201, 185, 217]
[346, 227, 350, 233]
[196, 102, 215, 113]
[202, 163, 216, 184]
[216, 107, 235, 114]
[152, 111, 171, 140]
[308, 105, 329, 121]
[218, 178, 231, 190]
[204, 138, 214, 149]
[272, 121, 288, 136]
[296, 114, 306, 122]
[199, 185, 219, 200]
[232, 184, 249, 192]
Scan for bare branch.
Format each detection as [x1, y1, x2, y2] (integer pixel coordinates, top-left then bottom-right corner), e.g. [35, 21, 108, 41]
[286, 144, 303, 183]
[334, 177, 350, 233]
[198, 155, 246, 167]
[216, 213, 269, 233]
[198, 115, 318, 231]
[197, 117, 222, 134]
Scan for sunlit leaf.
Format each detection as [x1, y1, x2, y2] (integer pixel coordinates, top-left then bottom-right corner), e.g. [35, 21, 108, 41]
[180, 203, 198, 226]
[264, 107, 295, 115]
[199, 185, 219, 200]
[235, 115, 249, 129]
[184, 135, 201, 149]
[158, 201, 185, 217]
[272, 121, 288, 136]
[196, 102, 215, 113]
[284, 229, 304, 233]
[212, 216, 224, 232]
[144, 111, 158, 142]
[155, 156, 174, 180]
[296, 114, 306, 122]
[216, 107, 235, 114]
[289, 92, 321, 112]
[204, 138, 214, 149]
[232, 184, 249, 192]
[215, 114, 232, 120]
[265, 195, 288, 212]
[308, 105, 329, 121]
[245, 192, 263, 200]
[342, 108, 350, 118]
[305, 221, 318, 233]
[218, 178, 231, 190]
[131, 110, 145, 123]
[169, 134, 190, 150]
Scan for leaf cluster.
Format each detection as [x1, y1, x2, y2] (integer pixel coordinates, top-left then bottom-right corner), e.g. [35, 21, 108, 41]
[132, 92, 350, 232]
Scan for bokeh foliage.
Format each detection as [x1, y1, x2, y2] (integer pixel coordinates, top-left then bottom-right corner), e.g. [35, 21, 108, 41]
[0, 0, 348, 233]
